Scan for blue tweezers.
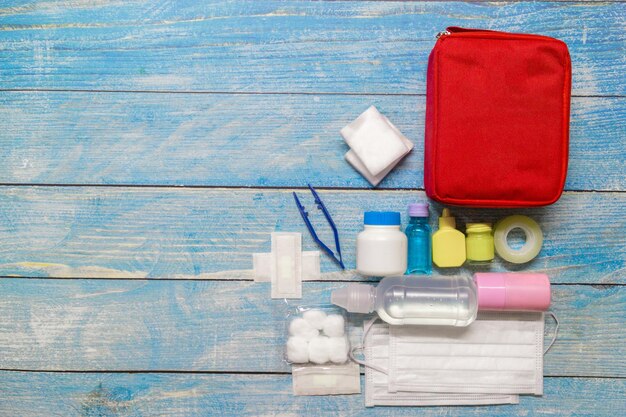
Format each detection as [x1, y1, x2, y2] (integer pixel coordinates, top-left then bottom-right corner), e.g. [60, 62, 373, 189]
[293, 185, 345, 269]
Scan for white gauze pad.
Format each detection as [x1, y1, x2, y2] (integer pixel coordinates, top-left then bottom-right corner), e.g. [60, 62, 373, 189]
[341, 106, 413, 178]
[271, 232, 302, 299]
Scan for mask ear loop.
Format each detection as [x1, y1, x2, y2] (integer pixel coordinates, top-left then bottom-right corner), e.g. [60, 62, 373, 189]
[544, 311, 560, 354]
[348, 316, 389, 375]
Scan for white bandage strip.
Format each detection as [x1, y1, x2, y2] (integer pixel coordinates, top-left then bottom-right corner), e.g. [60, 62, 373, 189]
[292, 363, 361, 396]
[254, 251, 320, 283]
[271, 232, 302, 299]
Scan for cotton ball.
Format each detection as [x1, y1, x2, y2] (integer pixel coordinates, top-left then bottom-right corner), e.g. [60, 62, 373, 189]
[322, 314, 345, 337]
[308, 335, 331, 364]
[289, 317, 319, 340]
[303, 309, 327, 330]
[286, 336, 309, 363]
[328, 336, 349, 364]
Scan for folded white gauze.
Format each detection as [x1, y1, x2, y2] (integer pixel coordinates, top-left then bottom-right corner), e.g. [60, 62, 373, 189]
[345, 150, 397, 187]
[341, 106, 413, 183]
[364, 321, 519, 407]
[388, 312, 545, 395]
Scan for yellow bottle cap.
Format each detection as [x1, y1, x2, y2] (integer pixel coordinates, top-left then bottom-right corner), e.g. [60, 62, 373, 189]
[439, 208, 456, 229]
[466, 223, 492, 234]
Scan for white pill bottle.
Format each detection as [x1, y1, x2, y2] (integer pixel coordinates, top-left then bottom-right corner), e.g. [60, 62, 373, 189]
[356, 211, 407, 276]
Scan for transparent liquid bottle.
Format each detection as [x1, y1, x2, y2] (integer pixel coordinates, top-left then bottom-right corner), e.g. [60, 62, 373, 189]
[331, 273, 551, 326]
[405, 203, 432, 274]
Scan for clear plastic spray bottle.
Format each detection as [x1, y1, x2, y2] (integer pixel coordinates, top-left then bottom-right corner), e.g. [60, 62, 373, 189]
[331, 273, 550, 326]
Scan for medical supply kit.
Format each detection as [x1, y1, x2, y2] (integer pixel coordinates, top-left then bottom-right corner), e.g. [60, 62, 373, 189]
[424, 27, 571, 208]
[250, 27, 570, 407]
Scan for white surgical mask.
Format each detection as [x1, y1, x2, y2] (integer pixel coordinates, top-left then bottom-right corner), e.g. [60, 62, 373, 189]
[361, 320, 520, 407]
[388, 311, 545, 395]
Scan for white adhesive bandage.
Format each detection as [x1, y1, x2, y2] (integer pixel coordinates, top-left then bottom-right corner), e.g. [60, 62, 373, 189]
[253, 251, 320, 283]
[342, 106, 414, 186]
[252, 253, 271, 282]
[292, 363, 361, 396]
[271, 232, 302, 299]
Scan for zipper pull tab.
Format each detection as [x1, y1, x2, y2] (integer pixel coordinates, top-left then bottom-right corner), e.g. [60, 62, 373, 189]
[436, 30, 450, 39]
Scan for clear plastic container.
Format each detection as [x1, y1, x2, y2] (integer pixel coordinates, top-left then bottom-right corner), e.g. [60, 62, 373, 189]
[332, 275, 477, 326]
[285, 305, 350, 365]
[331, 273, 551, 326]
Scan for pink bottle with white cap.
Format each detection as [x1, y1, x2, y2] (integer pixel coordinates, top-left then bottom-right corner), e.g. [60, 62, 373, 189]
[331, 273, 550, 326]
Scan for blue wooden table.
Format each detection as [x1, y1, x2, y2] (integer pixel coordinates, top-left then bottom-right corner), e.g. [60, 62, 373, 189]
[0, 1, 624, 415]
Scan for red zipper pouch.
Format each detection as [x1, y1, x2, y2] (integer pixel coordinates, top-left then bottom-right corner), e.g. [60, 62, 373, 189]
[424, 27, 571, 207]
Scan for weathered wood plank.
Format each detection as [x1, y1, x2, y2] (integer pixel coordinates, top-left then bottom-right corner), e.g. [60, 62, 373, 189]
[0, 372, 623, 417]
[0, 279, 623, 376]
[0, 1, 623, 95]
[0, 187, 623, 283]
[0, 92, 623, 190]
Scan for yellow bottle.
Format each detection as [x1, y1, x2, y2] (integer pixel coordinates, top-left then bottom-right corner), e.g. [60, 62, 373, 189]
[465, 223, 494, 263]
[432, 208, 466, 267]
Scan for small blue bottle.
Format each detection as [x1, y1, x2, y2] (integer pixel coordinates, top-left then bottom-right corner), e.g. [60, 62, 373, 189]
[405, 203, 432, 274]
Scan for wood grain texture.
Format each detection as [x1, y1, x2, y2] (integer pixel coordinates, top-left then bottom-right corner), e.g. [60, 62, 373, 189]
[0, 279, 623, 376]
[0, 1, 623, 95]
[0, 1, 624, 414]
[0, 92, 623, 190]
[0, 372, 623, 417]
[0, 187, 623, 283]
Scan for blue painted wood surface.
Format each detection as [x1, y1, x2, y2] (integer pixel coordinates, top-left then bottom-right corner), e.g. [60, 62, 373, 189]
[0, 1, 624, 416]
[0, 93, 623, 190]
[0, 372, 623, 417]
[0, 1, 623, 95]
[0, 279, 622, 377]
[0, 188, 623, 283]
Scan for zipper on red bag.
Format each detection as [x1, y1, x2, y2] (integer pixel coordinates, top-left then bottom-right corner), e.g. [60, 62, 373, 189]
[436, 27, 498, 38]
[436, 26, 556, 42]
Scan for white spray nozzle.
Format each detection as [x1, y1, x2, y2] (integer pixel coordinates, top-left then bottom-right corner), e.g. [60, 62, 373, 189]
[331, 283, 375, 314]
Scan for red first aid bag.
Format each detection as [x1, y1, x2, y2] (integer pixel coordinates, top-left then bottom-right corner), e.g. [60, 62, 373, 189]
[424, 27, 571, 207]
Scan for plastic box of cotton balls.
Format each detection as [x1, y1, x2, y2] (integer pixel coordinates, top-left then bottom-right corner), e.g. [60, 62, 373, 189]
[286, 307, 350, 365]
